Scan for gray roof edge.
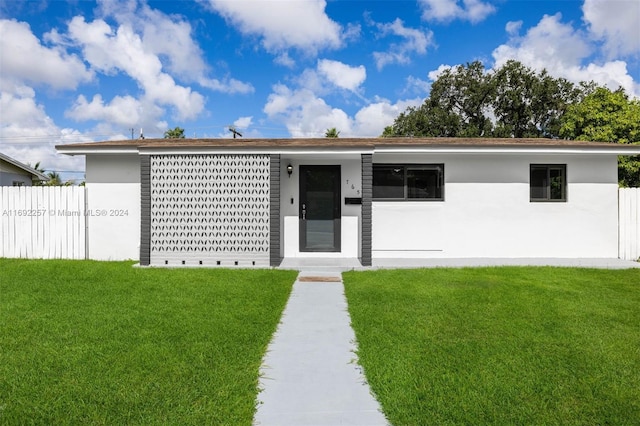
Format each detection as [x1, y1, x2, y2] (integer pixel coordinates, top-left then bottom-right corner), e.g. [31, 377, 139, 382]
[0, 152, 49, 181]
[54, 138, 640, 156]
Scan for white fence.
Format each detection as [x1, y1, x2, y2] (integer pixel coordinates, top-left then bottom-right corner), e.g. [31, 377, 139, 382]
[619, 188, 640, 261]
[1, 186, 639, 261]
[1, 186, 86, 259]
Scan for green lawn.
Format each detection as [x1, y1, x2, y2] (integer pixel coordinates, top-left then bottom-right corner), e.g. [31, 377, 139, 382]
[0, 259, 297, 425]
[343, 267, 640, 425]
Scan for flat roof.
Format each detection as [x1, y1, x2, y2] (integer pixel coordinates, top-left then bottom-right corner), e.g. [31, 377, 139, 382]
[55, 137, 640, 155]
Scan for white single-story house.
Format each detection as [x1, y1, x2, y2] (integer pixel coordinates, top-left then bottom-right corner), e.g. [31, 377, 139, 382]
[56, 138, 640, 267]
[1, 153, 48, 186]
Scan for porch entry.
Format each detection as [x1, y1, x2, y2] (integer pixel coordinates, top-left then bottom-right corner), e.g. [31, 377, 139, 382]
[299, 165, 341, 252]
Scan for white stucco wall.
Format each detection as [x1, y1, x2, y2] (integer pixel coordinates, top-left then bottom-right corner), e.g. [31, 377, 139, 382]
[85, 154, 140, 260]
[372, 153, 620, 258]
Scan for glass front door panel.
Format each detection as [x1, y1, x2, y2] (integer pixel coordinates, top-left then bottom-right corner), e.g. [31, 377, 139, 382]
[300, 166, 341, 252]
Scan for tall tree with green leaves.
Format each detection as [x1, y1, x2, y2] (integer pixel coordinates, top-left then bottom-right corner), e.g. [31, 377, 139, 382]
[560, 86, 640, 186]
[382, 102, 460, 137]
[492, 61, 582, 138]
[429, 61, 495, 137]
[382, 60, 582, 139]
[164, 127, 185, 138]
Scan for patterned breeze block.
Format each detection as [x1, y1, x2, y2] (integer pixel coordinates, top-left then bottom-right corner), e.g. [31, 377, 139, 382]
[149, 154, 270, 266]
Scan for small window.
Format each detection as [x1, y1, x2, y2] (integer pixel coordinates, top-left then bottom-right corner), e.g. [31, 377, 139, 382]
[530, 164, 566, 202]
[12, 181, 25, 187]
[373, 164, 444, 201]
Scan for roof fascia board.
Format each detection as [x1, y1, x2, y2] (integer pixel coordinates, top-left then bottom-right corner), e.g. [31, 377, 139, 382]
[56, 147, 141, 155]
[137, 147, 374, 156]
[56, 143, 640, 156]
[374, 146, 640, 155]
[0, 153, 49, 180]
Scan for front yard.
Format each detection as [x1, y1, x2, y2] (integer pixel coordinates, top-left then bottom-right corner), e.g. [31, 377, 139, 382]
[343, 267, 640, 425]
[0, 259, 297, 425]
[3, 261, 639, 425]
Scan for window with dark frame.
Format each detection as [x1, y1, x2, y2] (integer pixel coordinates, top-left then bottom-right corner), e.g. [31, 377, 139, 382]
[530, 164, 566, 202]
[373, 164, 444, 200]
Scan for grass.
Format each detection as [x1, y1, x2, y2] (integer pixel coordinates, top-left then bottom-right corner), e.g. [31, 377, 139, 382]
[343, 267, 640, 425]
[0, 259, 297, 425]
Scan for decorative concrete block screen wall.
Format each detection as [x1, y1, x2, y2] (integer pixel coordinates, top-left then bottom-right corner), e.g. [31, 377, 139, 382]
[148, 154, 271, 266]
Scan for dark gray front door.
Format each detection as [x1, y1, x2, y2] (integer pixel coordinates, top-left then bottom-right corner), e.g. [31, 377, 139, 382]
[299, 165, 341, 252]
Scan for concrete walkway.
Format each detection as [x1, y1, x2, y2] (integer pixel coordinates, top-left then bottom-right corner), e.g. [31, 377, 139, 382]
[254, 271, 388, 426]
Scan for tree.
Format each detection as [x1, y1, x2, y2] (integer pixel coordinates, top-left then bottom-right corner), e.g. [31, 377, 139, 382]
[382, 60, 582, 139]
[30, 162, 74, 186]
[32, 162, 46, 186]
[164, 127, 185, 138]
[492, 61, 582, 138]
[325, 128, 340, 138]
[560, 86, 640, 187]
[382, 61, 495, 137]
[382, 102, 460, 137]
[45, 171, 70, 186]
[429, 61, 495, 137]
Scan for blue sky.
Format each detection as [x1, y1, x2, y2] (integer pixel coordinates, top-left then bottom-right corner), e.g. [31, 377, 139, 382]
[1, 0, 639, 181]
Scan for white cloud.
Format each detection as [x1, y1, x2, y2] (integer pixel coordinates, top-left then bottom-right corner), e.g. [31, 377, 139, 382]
[372, 18, 435, 70]
[66, 94, 142, 127]
[274, 52, 296, 68]
[206, 0, 343, 54]
[505, 20, 522, 36]
[317, 59, 366, 92]
[492, 12, 640, 96]
[419, 0, 496, 24]
[0, 19, 93, 92]
[293, 60, 367, 97]
[0, 90, 88, 182]
[96, 0, 253, 94]
[582, 0, 640, 58]
[352, 99, 423, 136]
[234, 116, 253, 129]
[428, 64, 452, 81]
[493, 14, 591, 69]
[403, 76, 431, 95]
[263, 85, 349, 137]
[66, 16, 205, 121]
[263, 83, 421, 137]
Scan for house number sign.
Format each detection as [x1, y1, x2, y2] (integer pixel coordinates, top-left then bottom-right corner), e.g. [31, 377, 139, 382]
[346, 179, 361, 196]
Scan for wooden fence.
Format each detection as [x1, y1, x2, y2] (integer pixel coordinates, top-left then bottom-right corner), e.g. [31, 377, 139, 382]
[619, 188, 640, 261]
[1, 186, 86, 259]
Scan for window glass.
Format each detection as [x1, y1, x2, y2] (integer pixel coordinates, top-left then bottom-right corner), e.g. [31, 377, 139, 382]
[549, 167, 565, 200]
[407, 168, 442, 199]
[530, 164, 566, 202]
[373, 166, 404, 199]
[373, 164, 444, 201]
[530, 166, 547, 199]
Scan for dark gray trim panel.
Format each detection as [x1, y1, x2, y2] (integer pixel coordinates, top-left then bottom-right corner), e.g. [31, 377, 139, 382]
[361, 154, 372, 266]
[140, 155, 151, 266]
[270, 155, 282, 267]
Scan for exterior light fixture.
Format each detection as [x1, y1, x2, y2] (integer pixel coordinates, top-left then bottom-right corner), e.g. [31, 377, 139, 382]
[287, 164, 293, 177]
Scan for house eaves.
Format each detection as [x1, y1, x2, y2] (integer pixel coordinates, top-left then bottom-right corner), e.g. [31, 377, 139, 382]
[0, 152, 49, 181]
[55, 138, 640, 156]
